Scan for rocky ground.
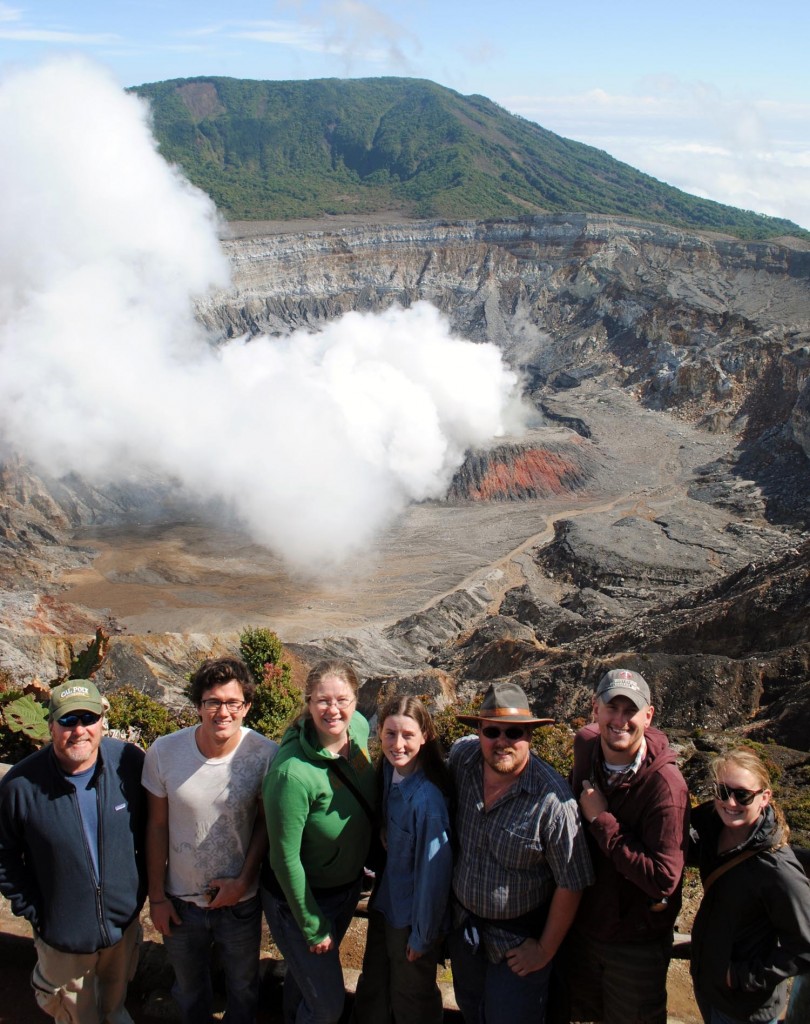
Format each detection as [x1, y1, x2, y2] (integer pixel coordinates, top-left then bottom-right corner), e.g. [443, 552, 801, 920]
[1, 212, 809, 1021]
[0, 377, 767, 672]
[0, 895, 702, 1024]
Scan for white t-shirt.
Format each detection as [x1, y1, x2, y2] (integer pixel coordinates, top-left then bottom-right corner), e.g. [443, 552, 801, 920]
[142, 726, 278, 906]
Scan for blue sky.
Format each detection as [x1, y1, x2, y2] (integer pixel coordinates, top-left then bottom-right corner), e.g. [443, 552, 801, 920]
[1, 0, 809, 229]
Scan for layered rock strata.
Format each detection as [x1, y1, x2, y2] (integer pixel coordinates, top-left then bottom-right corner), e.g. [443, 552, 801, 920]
[0, 215, 808, 765]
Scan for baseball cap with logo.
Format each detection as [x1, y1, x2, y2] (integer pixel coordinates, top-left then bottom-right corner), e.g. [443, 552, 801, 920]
[48, 679, 105, 721]
[594, 668, 651, 711]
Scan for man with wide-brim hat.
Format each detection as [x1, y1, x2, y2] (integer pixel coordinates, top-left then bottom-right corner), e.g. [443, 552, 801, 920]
[456, 680, 555, 728]
[447, 681, 593, 1024]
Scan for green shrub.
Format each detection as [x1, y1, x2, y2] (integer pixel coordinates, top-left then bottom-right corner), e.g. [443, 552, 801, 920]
[240, 627, 285, 681]
[0, 690, 49, 762]
[239, 627, 300, 740]
[106, 686, 196, 748]
[530, 724, 574, 778]
[2, 694, 50, 743]
[783, 795, 810, 833]
[433, 695, 481, 751]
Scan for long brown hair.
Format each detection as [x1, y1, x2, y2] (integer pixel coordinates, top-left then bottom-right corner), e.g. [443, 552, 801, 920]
[377, 695, 453, 799]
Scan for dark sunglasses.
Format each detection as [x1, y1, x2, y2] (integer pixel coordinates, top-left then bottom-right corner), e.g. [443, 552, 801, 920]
[713, 782, 764, 806]
[480, 725, 528, 741]
[56, 711, 101, 728]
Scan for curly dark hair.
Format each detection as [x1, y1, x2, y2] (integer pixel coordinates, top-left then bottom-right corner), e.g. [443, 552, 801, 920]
[189, 657, 255, 707]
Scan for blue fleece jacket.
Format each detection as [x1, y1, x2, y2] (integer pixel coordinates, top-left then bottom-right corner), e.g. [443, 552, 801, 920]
[0, 737, 146, 952]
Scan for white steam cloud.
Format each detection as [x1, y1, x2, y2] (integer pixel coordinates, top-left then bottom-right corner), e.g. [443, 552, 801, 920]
[0, 57, 521, 571]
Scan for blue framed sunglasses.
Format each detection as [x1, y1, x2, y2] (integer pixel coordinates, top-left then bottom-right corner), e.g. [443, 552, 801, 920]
[56, 711, 102, 728]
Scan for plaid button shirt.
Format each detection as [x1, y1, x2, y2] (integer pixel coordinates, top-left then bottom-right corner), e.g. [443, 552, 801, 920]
[449, 735, 593, 961]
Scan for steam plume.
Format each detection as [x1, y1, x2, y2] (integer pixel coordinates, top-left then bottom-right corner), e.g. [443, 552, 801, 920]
[0, 57, 521, 570]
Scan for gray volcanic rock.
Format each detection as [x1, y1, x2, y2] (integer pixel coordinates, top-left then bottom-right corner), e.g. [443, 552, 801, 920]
[204, 216, 810, 507]
[1, 213, 809, 762]
[498, 585, 586, 643]
[532, 504, 789, 615]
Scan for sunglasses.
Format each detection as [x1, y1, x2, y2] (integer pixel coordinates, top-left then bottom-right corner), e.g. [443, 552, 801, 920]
[713, 783, 764, 806]
[480, 725, 529, 741]
[56, 711, 101, 728]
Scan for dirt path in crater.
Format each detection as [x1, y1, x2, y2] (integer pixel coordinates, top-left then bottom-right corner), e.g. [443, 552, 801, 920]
[430, 491, 662, 616]
[56, 383, 733, 643]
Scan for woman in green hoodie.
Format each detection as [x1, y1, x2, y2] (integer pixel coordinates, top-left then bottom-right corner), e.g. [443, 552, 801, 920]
[262, 659, 376, 1024]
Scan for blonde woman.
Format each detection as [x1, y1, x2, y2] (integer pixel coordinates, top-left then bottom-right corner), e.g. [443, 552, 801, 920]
[690, 748, 810, 1024]
[262, 660, 376, 1024]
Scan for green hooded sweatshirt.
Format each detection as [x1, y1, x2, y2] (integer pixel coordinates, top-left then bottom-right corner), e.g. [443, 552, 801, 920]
[263, 711, 375, 944]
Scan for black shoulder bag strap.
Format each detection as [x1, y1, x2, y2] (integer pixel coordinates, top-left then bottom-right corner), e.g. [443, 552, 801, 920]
[325, 758, 376, 824]
[326, 758, 387, 876]
[702, 849, 759, 893]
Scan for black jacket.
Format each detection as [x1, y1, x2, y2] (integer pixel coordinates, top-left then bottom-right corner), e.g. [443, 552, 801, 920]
[690, 802, 810, 1022]
[0, 737, 146, 952]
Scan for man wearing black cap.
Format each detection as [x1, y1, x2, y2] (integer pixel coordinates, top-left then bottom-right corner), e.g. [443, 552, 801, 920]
[565, 667, 689, 1024]
[0, 679, 146, 1024]
[447, 681, 593, 1024]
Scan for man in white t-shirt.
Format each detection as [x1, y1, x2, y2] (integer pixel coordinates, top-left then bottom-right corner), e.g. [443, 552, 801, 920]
[143, 656, 278, 1024]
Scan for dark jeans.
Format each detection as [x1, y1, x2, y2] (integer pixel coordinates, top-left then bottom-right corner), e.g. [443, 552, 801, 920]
[561, 929, 670, 1024]
[785, 974, 810, 1024]
[163, 893, 262, 1024]
[261, 879, 362, 1024]
[352, 908, 444, 1024]
[695, 988, 778, 1024]
[448, 924, 552, 1024]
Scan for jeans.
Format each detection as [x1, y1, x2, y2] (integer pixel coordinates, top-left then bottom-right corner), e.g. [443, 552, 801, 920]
[709, 1010, 777, 1024]
[695, 989, 778, 1024]
[261, 879, 362, 1024]
[785, 974, 810, 1024]
[448, 925, 551, 1024]
[163, 894, 262, 1024]
[561, 928, 670, 1024]
[352, 908, 444, 1024]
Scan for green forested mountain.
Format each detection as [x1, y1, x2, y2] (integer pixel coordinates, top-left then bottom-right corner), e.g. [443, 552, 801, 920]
[131, 76, 806, 240]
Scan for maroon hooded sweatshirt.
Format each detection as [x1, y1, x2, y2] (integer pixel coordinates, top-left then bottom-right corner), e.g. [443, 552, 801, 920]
[570, 722, 689, 943]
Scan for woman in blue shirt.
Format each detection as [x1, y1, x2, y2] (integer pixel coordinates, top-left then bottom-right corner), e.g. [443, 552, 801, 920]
[353, 695, 453, 1024]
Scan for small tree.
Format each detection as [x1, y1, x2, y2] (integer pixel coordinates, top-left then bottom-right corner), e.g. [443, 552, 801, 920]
[239, 627, 300, 740]
[106, 686, 196, 748]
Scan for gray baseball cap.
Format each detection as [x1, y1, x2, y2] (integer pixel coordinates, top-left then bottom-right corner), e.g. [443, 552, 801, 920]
[594, 668, 650, 710]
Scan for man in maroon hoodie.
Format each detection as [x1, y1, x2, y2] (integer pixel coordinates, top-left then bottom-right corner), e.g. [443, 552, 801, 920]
[564, 668, 689, 1024]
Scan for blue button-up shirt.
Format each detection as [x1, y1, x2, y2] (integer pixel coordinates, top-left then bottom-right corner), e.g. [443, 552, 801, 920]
[371, 760, 453, 954]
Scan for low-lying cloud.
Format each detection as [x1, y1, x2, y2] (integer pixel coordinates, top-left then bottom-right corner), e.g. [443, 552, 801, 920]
[506, 82, 810, 231]
[0, 56, 521, 571]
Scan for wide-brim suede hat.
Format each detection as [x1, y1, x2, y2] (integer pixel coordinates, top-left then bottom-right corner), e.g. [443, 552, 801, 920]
[457, 681, 554, 727]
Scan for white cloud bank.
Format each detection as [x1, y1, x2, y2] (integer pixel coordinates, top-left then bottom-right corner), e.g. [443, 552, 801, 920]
[507, 83, 810, 231]
[0, 56, 520, 572]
